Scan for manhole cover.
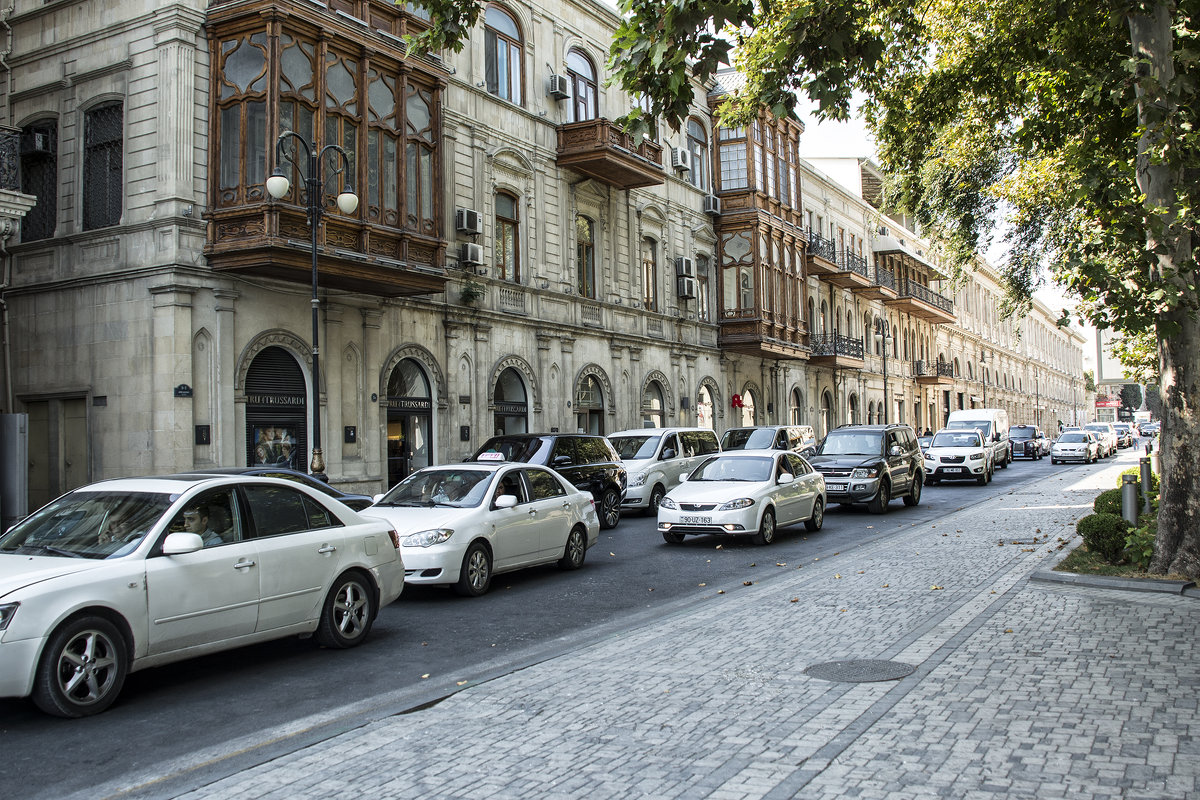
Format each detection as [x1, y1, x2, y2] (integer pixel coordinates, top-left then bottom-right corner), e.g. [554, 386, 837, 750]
[804, 659, 916, 683]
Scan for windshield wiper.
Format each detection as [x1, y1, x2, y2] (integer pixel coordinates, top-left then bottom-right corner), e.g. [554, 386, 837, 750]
[21, 543, 85, 558]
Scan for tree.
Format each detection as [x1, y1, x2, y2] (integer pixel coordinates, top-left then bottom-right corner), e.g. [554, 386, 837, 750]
[1120, 383, 1144, 412]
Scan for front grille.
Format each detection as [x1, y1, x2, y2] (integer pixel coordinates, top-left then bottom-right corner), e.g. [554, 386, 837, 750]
[940, 455, 966, 464]
[679, 502, 718, 511]
[816, 468, 854, 478]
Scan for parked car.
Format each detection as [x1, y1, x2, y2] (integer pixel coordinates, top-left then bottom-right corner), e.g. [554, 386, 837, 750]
[1140, 421, 1160, 437]
[0, 474, 405, 717]
[186, 466, 375, 510]
[1051, 431, 1101, 464]
[657, 450, 825, 545]
[1009, 425, 1051, 460]
[720, 425, 818, 457]
[1111, 422, 1135, 448]
[916, 433, 934, 456]
[1083, 422, 1119, 457]
[808, 424, 924, 513]
[471, 434, 627, 529]
[945, 408, 1012, 469]
[923, 428, 993, 485]
[607, 427, 721, 514]
[364, 463, 598, 597]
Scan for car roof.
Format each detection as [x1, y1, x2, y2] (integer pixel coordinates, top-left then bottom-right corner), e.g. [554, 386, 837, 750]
[69, 474, 291, 493]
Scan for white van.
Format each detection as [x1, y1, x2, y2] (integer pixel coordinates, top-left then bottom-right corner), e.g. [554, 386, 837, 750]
[945, 408, 1012, 469]
[608, 427, 721, 513]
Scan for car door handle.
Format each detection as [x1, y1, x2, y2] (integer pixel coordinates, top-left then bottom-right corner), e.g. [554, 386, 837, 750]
[317, 545, 336, 554]
[234, 560, 256, 570]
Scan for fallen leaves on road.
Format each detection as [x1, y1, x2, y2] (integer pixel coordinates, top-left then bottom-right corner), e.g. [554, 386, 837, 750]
[699, 583, 706, 587]
[882, 583, 890, 588]
[791, 597, 799, 603]
[743, 581, 753, 586]
[930, 585, 944, 590]
[1004, 629, 1013, 634]
[421, 674, 430, 679]
[835, 574, 842, 579]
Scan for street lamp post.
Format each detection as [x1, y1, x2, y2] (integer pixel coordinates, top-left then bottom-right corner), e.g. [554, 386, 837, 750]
[874, 319, 894, 424]
[980, 349, 989, 407]
[1034, 367, 1040, 428]
[266, 132, 359, 481]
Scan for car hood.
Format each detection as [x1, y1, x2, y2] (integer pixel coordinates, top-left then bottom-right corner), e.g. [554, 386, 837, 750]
[0, 555, 110, 598]
[925, 447, 985, 459]
[668, 480, 765, 502]
[808, 455, 881, 471]
[360, 505, 475, 532]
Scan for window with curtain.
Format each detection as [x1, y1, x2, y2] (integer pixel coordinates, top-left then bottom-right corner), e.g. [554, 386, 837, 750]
[495, 191, 520, 282]
[484, 6, 523, 105]
[567, 48, 597, 122]
[20, 120, 57, 242]
[216, 33, 270, 209]
[686, 118, 710, 192]
[83, 102, 124, 230]
[641, 236, 658, 311]
[576, 215, 596, 299]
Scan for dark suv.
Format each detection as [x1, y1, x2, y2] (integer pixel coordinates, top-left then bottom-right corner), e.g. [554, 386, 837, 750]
[808, 424, 924, 513]
[472, 434, 627, 529]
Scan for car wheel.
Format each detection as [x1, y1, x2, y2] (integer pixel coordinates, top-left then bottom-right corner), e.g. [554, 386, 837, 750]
[598, 488, 621, 530]
[33, 616, 128, 718]
[646, 485, 666, 516]
[867, 481, 890, 514]
[999, 452, 1009, 469]
[804, 498, 824, 532]
[454, 542, 493, 597]
[1051, 458, 1058, 465]
[903, 474, 922, 507]
[752, 508, 777, 545]
[977, 469, 988, 486]
[558, 526, 587, 570]
[315, 571, 377, 649]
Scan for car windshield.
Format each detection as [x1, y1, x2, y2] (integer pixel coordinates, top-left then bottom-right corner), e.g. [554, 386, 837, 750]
[1059, 433, 1088, 443]
[947, 420, 993, 437]
[818, 431, 882, 456]
[1010, 428, 1035, 440]
[720, 429, 778, 450]
[689, 456, 773, 482]
[0, 491, 172, 560]
[376, 469, 494, 508]
[1085, 425, 1108, 434]
[473, 437, 546, 463]
[609, 434, 661, 460]
[931, 431, 982, 448]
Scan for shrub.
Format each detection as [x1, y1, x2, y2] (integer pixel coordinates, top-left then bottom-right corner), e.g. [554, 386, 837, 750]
[1124, 520, 1157, 570]
[1118, 467, 1159, 495]
[1076, 513, 1131, 563]
[1093, 488, 1123, 516]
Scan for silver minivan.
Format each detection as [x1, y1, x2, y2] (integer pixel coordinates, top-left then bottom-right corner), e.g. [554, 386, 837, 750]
[608, 427, 721, 513]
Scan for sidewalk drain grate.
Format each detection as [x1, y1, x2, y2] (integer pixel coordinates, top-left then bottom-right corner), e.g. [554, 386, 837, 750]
[804, 659, 916, 683]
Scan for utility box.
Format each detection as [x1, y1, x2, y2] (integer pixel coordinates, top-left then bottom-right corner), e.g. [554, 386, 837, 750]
[0, 414, 29, 532]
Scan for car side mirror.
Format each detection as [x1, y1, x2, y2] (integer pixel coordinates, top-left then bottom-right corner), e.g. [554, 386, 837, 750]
[552, 455, 573, 467]
[889, 445, 903, 457]
[661, 448, 676, 460]
[162, 532, 204, 555]
[777, 473, 795, 485]
[494, 494, 518, 509]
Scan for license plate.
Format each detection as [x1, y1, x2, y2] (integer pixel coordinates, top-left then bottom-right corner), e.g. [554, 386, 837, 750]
[680, 515, 712, 524]
[826, 483, 847, 491]
[944, 467, 964, 474]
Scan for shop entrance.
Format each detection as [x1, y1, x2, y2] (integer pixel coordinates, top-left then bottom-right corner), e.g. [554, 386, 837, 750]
[244, 346, 307, 471]
[386, 359, 433, 487]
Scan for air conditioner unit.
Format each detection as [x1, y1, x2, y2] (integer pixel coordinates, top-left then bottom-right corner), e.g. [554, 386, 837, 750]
[548, 74, 570, 100]
[20, 131, 51, 156]
[455, 208, 483, 235]
[676, 276, 697, 299]
[702, 194, 721, 215]
[459, 242, 483, 265]
[670, 147, 692, 172]
[674, 256, 695, 277]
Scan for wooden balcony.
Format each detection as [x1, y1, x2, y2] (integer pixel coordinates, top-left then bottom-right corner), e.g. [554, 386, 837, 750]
[718, 312, 808, 360]
[912, 359, 956, 385]
[805, 230, 838, 276]
[808, 333, 865, 369]
[206, 206, 448, 297]
[883, 278, 956, 324]
[556, 119, 665, 189]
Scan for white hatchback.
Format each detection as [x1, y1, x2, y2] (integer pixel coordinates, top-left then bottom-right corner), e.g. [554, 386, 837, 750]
[657, 450, 826, 546]
[0, 475, 405, 717]
[923, 428, 993, 485]
[364, 463, 599, 597]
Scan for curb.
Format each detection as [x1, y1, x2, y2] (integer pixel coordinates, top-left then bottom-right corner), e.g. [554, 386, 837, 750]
[1030, 569, 1197, 595]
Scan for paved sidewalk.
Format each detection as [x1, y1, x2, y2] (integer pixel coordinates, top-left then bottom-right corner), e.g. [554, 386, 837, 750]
[173, 460, 1199, 800]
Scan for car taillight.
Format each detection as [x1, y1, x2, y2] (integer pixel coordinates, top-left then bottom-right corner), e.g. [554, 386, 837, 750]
[386, 527, 401, 549]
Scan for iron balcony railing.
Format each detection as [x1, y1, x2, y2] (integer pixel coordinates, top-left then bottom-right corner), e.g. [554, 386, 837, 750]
[838, 251, 870, 279]
[810, 332, 864, 359]
[873, 265, 896, 291]
[900, 277, 955, 314]
[913, 360, 956, 378]
[807, 230, 838, 262]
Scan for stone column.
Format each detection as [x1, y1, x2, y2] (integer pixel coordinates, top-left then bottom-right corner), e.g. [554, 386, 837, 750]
[149, 283, 196, 473]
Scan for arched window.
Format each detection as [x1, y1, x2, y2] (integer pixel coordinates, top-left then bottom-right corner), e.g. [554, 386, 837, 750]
[485, 6, 523, 104]
[493, 367, 528, 435]
[20, 120, 58, 241]
[642, 380, 665, 428]
[566, 48, 597, 122]
[641, 236, 658, 311]
[686, 118, 710, 192]
[83, 101, 124, 230]
[576, 215, 596, 299]
[495, 191, 520, 282]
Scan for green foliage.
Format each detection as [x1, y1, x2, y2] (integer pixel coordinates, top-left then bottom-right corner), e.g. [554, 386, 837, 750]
[1076, 513, 1132, 564]
[1118, 467, 1159, 495]
[1125, 521, 1157, 570]
[1084, 370, 1096, 393]
[459, 279, 484, 306]
[1093, 488, 1123, 516]
[1112, 331, 1160, 385]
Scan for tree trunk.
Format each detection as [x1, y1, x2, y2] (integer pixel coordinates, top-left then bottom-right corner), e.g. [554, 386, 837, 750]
[1128, 4, 1200, 579]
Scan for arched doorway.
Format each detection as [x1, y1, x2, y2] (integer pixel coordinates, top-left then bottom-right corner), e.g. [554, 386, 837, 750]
[697, 385, 714, 429]
[642, 380, 665, 428]
[575, 374, 605, 433]
[820, 390, 833, 436]
[244, 346, 307, 470]
[848, 393, 860, 424]
[739, 388, 757, 426]
[493, 367, 529, 435]
[789, 388, 804, 424]
[386, 358, 433, 487]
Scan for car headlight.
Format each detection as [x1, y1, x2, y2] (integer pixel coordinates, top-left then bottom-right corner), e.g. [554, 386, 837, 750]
[969, 453, 984, 460]
[659, 496, 677, 510]
[717, 498, 755, 511]
[401, 528, 454, 548]
[851, 467, 879, 479]
[629, 472, 647, 487]
[0, 602, 17, 631]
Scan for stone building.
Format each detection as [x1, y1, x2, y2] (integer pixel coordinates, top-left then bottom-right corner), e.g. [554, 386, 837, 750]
[0, 0, 1085, 512]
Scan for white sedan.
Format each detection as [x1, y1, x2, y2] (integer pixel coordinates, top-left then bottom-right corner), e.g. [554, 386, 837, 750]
[364, 463, 599, 597]
[0, 475, 405, 718]
[1051, 431, 1101, 464]
[657, 450, 826, 545]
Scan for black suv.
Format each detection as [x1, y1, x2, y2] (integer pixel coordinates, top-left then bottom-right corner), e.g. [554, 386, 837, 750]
[471, 434, 628, 529]
[808, 424, 924, 513]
